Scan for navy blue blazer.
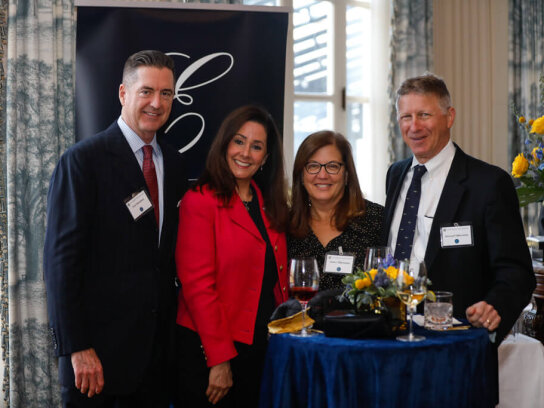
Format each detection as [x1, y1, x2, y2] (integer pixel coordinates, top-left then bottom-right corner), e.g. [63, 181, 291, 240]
[44, 122, 188, 394]
[384, 145, 535, 344]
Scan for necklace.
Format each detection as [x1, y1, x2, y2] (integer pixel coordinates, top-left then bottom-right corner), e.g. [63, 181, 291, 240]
[236, 186, 253, 211]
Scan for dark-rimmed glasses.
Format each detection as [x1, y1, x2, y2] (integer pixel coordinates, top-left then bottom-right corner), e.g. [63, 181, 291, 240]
[304, 161, 344, 175]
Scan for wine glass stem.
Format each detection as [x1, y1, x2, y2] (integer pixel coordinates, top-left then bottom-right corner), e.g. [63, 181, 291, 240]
[301, 301, 308, 335]
[408, 306, 415, 338]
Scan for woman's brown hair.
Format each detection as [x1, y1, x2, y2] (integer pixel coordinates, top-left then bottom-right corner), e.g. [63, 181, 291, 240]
[194, 105, 288, 231]
[289, 130, 365, 238]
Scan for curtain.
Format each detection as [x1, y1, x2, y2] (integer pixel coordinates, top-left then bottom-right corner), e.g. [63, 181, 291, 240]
[0, 0, 8, 404]
[387, 0, 433, 163]
[509, 0, 544, 161]
[3, 0, 75, 406]
[509, 0, 544, 234]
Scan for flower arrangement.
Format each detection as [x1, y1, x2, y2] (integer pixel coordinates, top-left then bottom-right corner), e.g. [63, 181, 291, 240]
[511, 78, 544, 206]
[341, 254, 403, 312]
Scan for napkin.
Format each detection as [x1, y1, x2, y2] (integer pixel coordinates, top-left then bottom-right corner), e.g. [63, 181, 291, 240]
[268, 310, 315, 334]
[412, 314, 462, 326]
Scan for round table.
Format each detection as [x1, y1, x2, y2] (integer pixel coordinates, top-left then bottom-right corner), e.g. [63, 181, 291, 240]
[259, 327, 495, 408]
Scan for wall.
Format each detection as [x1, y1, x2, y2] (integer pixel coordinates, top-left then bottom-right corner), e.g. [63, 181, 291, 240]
[433, 0, 509, 170]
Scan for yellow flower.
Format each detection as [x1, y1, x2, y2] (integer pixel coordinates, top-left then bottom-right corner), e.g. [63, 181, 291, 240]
[519, 116, 526, 123]
[530, 116, 544, 134]
[532, 147, 542, 165]
[355, 277, 371, 290]
[529, 119, 535, 126]
[403, 274, 415, 285]
[512, 153, 529, 178]
[385, 266, 398, 280]
[368, 269, 378, 280]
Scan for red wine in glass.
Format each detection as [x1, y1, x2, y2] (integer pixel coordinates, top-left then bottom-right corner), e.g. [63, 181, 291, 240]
[291, 286, 318, 302]
[289, 257, 320, 337]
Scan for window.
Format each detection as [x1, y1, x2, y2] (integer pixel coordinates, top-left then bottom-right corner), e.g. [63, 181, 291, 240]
[243, 0, 388, 203]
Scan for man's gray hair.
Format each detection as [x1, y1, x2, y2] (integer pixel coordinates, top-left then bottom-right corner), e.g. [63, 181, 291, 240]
[396, 72, 452, 113]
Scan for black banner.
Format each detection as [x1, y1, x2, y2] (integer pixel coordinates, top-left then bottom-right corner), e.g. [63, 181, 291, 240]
[76, 5, 288, 180]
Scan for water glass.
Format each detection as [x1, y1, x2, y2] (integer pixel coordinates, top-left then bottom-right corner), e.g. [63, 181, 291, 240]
[424, 291, 453, 330]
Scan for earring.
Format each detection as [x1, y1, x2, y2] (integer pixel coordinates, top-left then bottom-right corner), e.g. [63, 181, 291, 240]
[308, 200, 312, 207]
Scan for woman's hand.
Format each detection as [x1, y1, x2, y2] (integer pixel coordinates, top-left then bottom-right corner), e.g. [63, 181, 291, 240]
[206, 360, 233, 405]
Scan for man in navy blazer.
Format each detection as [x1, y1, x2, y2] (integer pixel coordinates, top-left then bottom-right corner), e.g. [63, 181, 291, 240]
[44, 50, 188, 407]
[384, 73, 535, 345]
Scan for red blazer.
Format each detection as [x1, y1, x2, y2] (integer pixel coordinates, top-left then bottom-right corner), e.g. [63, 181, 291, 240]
[175, 181, 288, 367]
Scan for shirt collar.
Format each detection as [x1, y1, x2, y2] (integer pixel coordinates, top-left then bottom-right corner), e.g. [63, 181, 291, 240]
[410, 139, 456, 176]
[117, 116, 159, 153]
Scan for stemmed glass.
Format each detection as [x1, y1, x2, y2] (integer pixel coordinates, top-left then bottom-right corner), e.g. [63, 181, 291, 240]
[363, 247, 391, 271]
[395, 260, 427, 342]
[289, 257, 320, 337]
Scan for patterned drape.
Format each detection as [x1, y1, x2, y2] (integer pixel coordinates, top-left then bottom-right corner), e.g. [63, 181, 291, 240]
[3, 0, 75, 406]
[387, 0, 433, 163]
[0, 0, 242, 407]
[509, 0, 544, 161]
[0, 0, 8, 403]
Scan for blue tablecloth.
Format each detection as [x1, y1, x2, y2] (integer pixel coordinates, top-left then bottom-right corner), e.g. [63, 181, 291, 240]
[259, 327, 495, 408]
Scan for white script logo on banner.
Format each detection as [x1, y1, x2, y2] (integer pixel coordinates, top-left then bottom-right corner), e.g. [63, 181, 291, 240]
[165, 52, 234, 154]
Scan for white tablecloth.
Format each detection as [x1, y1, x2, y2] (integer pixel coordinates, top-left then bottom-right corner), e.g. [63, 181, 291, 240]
[498, 333, 544, 408]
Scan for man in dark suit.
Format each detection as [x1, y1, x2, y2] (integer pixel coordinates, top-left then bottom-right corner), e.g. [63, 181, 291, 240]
[384, 73, 535, 345]
[44, 50, 188, 407]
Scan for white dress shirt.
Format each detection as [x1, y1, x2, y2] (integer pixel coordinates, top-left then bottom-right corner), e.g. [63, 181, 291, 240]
[117, 117, 165, 240]
[388, 140, 456, 265]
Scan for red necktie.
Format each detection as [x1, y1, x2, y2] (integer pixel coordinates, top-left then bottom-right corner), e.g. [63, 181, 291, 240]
[142, 145, 159, 225]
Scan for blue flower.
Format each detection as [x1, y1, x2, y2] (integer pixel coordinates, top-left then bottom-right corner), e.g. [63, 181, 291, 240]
[373, 271, 390, 288]
[381, 253, 396, 268]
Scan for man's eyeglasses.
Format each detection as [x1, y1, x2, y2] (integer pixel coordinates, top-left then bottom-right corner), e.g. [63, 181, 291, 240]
[304, 161, 344, 175]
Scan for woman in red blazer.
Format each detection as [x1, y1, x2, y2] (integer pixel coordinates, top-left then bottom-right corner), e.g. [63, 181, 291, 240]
[174, 106, 289, 407]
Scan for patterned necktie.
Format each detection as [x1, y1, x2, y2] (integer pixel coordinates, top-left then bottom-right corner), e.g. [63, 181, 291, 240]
[142, 145, 159, 225]
[394, 165, 427, 260]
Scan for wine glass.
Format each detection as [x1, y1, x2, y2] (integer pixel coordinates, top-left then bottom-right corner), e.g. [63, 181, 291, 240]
[395, 259, 427, 342]
[363, 247, 391, 271]
[289, 257, 320, 337]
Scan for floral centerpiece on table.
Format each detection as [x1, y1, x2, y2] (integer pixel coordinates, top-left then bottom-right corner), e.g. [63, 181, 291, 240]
[341, 254, 402, 316]
[511, 78, 544, 206]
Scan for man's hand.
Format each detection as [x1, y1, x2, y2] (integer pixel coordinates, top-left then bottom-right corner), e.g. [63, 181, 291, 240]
[206, 361, 233, 405]
[466, 301, 501, 332]
[71, 348, 104, 398]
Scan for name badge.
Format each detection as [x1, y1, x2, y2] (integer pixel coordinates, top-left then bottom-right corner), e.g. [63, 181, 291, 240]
[440, 223, 473, 248]
[324, 252, 355, 274]
[125, 190, 154, 221]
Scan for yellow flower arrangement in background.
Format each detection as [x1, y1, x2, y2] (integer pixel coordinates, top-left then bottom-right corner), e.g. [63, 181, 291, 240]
[511, 89, 544, 206]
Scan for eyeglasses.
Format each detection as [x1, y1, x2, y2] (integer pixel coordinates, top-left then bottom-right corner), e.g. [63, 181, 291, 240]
[304, 161, 344, 175]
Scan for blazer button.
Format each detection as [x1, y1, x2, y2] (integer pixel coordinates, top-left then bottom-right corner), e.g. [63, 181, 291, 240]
[282, 286, 286, 292]
[274, 245, 278, 251]
[279, 265, 283, 271]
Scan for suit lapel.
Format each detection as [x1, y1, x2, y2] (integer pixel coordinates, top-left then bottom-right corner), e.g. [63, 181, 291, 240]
[424, 146, 468, 271]
[159, 141, 180, 246]
[254, 181, 279, 246]
[104, 122, 157, 232]
[105, 123, 147, 193]
[384, 159, 411, 236]
[228, 181, 266, 242]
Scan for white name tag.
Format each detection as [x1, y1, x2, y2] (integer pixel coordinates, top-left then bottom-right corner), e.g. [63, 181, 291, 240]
[125, 190, 154, 221]
[440, 224, 473, 248]
[323, 254, 355, 274]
